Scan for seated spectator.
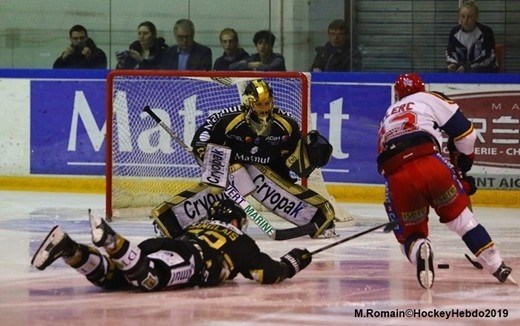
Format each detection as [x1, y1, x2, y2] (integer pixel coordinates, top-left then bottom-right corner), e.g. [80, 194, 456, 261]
[229, 30, 285, 71]
[116, 21, 168, 70]
[53, 25, 107, 69]
[446, 0, 498, 73]
[311, 19, 362, 72]
[161, 19, 212, 70]
[213, 28, 249, 70]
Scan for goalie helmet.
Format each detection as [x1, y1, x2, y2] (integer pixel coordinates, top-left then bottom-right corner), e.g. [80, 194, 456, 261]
[394, 73, 425, 101]
[209, 199, 248, 231]
[242, 79, 274, 136]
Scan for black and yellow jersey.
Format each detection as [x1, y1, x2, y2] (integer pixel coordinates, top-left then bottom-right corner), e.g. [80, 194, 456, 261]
[191, 105, 301, 180]
[185, 219, 291, 284]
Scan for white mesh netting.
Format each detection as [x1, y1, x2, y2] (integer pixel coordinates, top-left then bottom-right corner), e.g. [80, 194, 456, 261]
[107, 71, 352, 222]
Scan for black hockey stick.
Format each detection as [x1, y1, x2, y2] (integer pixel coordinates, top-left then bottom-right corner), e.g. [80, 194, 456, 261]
[464, 253, 483, 269]
[275, 222, 318, 240]
[143, 106, 194, 155]
[143, 106, 316, 240]
[308, 220, 398, 256]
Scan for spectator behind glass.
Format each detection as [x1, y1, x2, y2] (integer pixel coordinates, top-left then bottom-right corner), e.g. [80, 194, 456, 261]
[229, 30, 286, 71]
[446, 0, 498, 73]
[311, 19, 362, 72]
[116, 21, 168, 70]
[53, 25, 107, 69]
[161, 19, 212, 70]
[213, 28, 249, 70]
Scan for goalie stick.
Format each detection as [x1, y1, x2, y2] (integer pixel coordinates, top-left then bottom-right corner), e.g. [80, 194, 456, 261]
[307, 220, 398, 256]
[143, 105, 318, 240]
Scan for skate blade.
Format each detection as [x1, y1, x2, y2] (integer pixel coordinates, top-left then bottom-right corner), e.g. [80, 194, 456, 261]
[419, 243, 433, 289]
[31, 225, 64, 270]
[32, 252, 49, 269]
[506, 275, 518, 285]
[88, 209, 104, 243]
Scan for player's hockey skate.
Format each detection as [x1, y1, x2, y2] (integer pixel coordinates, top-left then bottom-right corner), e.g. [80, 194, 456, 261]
[89, 209, 116, 248]
[319, 223, 339, 238]
[493, 262, 517, 285]
[152, 220, 166, 238]
[416, 242, 434, 289]
[31, 225, 75, 270]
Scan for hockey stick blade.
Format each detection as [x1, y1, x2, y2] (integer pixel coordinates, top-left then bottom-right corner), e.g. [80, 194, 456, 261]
[464, 253, 484, 269]
[273, 223, 318, 241]
[309, 220, 397, 256]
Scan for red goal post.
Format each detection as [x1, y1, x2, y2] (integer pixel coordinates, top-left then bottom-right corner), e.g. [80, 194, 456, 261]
[106, 70, 352, 221]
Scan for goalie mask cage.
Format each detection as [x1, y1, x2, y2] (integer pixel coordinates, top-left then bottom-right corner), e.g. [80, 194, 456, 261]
[106, 70, 352, 222]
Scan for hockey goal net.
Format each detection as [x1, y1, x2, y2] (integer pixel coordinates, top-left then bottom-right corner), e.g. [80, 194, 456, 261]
[106, 70, 352, 222]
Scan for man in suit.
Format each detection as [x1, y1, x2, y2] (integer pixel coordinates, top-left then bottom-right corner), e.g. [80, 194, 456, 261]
[161, 19, 212, 70]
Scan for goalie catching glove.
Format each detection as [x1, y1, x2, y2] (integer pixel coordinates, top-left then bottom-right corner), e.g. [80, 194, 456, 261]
[280, 248, 312, 278]
[286, 130, 333, 178]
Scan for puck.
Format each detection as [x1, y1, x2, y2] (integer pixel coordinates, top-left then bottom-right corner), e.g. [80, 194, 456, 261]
[437, 263, 450, 269]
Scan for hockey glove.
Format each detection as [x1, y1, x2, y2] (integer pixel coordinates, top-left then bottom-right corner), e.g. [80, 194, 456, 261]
[280, 248, 312, 278]
[447, 137, 474, 173]
[461, 175, 477, 196]
[456, 153, 475, 174]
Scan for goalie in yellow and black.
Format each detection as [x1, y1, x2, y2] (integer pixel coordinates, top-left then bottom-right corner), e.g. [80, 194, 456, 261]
[152, 79, 336, 239]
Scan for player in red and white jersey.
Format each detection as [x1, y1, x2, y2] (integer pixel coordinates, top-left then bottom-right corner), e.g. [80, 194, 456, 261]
[377, 73, 514, 289]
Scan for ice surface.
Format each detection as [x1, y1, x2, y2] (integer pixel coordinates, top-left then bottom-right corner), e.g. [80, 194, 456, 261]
[0, 190, 518, 325]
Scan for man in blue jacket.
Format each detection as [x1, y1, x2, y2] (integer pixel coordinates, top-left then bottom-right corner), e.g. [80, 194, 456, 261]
[161, 19, 212, 70]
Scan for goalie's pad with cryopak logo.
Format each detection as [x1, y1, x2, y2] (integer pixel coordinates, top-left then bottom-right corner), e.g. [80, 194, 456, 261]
[248, 164, 335, 238]
[228, 163, 256, 196]
[151, 182, 226, 238]
[285, 130, 333, 178]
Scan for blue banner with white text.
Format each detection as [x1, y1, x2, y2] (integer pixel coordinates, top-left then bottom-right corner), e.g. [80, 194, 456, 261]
[4, 68, 514, 189]
[30, 79, 106, 175]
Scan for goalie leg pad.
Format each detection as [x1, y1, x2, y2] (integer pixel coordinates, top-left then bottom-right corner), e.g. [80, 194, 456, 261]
[248, 164, 335, 237]
[310, 201, 335, 239]
[228, 163, 256, 196]
[151, 182, 226, 238]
